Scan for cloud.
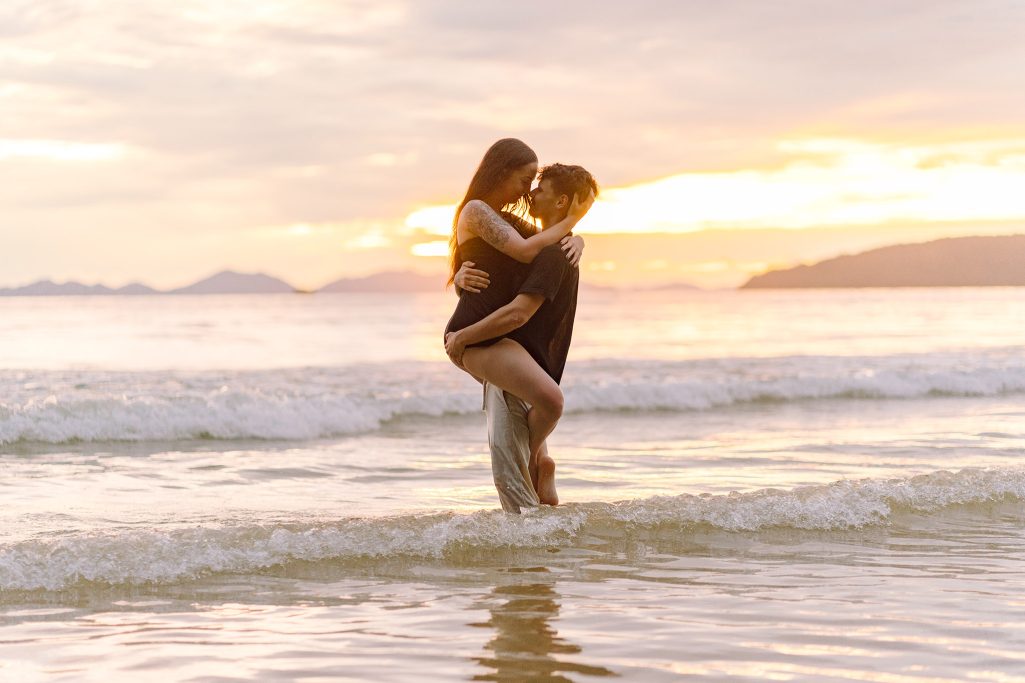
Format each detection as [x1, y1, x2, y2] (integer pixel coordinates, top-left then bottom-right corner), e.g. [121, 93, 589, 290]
[3, 0, 1025, 284]
[0, 0, 82, 38]
[0, 138, 126, 161]
[405, 137, 1025, 235]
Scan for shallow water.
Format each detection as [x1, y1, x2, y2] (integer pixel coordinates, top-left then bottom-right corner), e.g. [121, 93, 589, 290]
[4, 500, 1025, 681]
[2, 290, 1025, 681]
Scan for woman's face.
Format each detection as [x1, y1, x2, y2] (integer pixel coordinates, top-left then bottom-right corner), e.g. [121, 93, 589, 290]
[498, 162, 538, 206]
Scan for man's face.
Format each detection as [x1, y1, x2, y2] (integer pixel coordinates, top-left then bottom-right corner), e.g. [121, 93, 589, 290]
[528, 179, 566, 223]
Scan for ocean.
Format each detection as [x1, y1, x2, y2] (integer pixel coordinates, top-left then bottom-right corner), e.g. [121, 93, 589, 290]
[2, 288, 1024, 681]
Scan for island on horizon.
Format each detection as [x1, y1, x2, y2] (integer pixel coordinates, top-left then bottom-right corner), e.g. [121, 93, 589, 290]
[742, 234, 1025, 289]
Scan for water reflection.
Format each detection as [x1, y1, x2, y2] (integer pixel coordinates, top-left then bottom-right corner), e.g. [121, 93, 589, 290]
[471, 573, 616, 681]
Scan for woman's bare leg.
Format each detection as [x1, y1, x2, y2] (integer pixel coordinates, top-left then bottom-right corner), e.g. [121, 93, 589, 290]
[462, 339, 562, 503]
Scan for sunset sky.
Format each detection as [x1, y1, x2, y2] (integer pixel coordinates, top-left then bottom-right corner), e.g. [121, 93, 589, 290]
[3, 0, 1025, 289]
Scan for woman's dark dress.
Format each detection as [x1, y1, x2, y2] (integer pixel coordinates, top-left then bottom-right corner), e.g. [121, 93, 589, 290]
[444, 237, 528, 348]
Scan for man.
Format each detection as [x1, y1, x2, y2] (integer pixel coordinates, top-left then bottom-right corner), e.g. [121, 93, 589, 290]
[448, 164, 599, 512]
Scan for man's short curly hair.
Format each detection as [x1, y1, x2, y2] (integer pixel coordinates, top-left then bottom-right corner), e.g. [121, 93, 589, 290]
[537, 163, 599, 203]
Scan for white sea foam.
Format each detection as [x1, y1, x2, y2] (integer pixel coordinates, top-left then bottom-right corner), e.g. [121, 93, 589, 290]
[0, 365, 477, 444]
[2, 351, 1025, 444]
[2, 467, 1022, 591]
[602, 467, 1025, 530]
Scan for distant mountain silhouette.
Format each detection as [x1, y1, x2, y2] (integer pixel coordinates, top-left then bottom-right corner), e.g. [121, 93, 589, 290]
[0, 269, 699, 297]
[0, 271, 295, 296]
[318, 271, 439, 293]
[168, 271, 296, 294]
[116, 282, 160, 295]
[742, 235, 1025, 289]
[0, 280, 111, 296]
[0, 280, 158, 296]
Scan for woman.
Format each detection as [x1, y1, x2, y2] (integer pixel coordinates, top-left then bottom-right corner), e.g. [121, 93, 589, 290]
[443, 139, 592, 504]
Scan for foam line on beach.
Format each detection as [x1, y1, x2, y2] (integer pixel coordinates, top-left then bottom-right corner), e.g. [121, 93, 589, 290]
[3, 351, 1025, 443]
[2, 467, 1022, 591]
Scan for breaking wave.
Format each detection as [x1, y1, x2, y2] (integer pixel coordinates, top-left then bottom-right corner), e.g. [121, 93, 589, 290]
[3, 467, 1022, 591]
[2, 351, 1025, 444]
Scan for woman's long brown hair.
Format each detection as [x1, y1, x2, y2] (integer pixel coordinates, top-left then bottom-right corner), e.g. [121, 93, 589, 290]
[447, 138, 537, 287]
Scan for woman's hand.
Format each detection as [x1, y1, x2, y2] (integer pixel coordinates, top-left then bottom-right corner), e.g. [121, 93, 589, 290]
[568, 189, 596, 222]
[560, 235, 585, 267]
[453, 261, 490, 293]
[445, 331, 467, 368]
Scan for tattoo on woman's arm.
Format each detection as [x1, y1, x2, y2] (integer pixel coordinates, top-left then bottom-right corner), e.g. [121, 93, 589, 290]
[465, 201, 513, 248]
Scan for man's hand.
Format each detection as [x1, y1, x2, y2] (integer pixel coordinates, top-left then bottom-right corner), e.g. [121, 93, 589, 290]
[560, 235, 585, 267]
[445, 331, 467, 368]
[453, 260, 490, 293]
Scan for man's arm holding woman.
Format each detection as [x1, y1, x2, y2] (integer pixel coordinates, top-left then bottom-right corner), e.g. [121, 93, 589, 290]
[444, 293, 544, 366]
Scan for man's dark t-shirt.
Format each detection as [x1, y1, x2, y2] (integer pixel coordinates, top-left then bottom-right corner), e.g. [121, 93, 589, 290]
[509, 243, 579, 385]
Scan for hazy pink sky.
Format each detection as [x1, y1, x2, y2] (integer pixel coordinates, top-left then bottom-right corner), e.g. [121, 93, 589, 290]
[3, 0, 1025, 289]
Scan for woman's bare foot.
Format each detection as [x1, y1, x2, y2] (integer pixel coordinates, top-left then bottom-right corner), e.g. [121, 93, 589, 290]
[536, 453, 558, 506]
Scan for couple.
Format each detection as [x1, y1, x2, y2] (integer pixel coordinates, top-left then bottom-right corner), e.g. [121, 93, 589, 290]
[443, 138, 598, 512]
